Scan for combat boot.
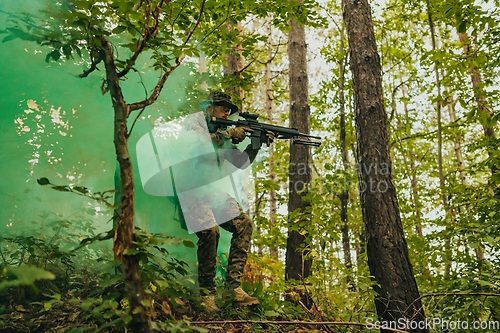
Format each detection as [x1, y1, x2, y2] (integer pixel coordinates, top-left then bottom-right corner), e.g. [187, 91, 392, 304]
[200, 294, 220, 313]
[224, 287, 260, 306]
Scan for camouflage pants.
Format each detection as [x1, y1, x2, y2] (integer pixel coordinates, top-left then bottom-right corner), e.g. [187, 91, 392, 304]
[189, 195, 253, 294]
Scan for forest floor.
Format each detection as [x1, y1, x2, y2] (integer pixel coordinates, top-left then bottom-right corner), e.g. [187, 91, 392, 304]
[0, 288, 334, 333]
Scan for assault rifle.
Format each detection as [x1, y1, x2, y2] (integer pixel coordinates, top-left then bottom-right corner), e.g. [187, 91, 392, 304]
[213, 112, 321, 149]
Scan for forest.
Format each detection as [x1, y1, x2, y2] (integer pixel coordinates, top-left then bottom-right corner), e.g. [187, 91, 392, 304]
[0, 0, 499, 332]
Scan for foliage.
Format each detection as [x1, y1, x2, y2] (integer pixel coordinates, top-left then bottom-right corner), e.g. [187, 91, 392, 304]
[0, 266, 55, 292]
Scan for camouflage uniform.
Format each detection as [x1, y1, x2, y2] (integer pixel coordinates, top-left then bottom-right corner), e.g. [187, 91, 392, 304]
[183, 108, 258, 294]
[194, 197, 253, 293]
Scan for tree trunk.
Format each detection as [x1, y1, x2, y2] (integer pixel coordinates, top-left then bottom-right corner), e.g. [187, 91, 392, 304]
[338, 22, 353, 289]
[426, 0, 452, 278]
[266, 14, 278, 260]
[458, 32, 498, 186]
[199, 51, 208, 91]
[100, 36, 152, 333]
[342, 0, 427, 331]
[400, 77, 423, 236]
[254, 166, 263, 256]
[446, 95, 467, 185]
[224, 21, 245, 108]
[113, 163, 123, 274]
[447, 92, 486, 261]
[458, 33, 496, 261]
[286, 0, 313, 308]
[398, 77, 433, 285]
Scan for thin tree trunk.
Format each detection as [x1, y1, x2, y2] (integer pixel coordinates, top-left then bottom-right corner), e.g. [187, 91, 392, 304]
[426, 0, 452, 279]
[458, 33, 497, 142]
[113, 163, 122, 275]
[338, 22, 353, 289]
[251, 165, 263, 255]
[342, 0, 427, 331]
[398, 76, 433, 285]
[224, 21, 245, 108]
[458, 32, 497, 190]
[256, 189, 263, 256]
[457, 33, 495, 262]
[266, 15, 278, 260]
[447, 93, 486, 261]
[446, 95, 466, 185]
[397, 74, 423, 235]
[100, 36, 152, 333]
[400, 79, 423, 235]
[352, 141, 367, 274]
[199, 51, 208, 91]
[286, 0, 313, 308]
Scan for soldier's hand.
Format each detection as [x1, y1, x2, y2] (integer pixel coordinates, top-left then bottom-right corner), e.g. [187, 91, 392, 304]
[261, 130, 275, 145]
[224, 127, 253, 142]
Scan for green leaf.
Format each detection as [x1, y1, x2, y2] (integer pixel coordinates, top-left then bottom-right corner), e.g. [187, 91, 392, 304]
[123, 248, 140, 255]
[458, 21, 467, 34]
[72, 45, 82, 58]
[80, 300, 95, 311]
[2, 34, 18, 43]
[182, 240, 195, 248]
[121, 2, 135, 12]
[92, 36, 102, 48]
[69, 327, 93, 333]
[63, 44, 72, 59]
[264, 310, 280, 317]
[51, 50, 61, 62]
[37, 177, 51, 185]
[73, 186, 88, 194]
[112, 26, 127, 34]
[103, 310, 115, 319]
[0, 266, 55, 292]
[52, 185, 70, 192]
[140, 300, 151, 307]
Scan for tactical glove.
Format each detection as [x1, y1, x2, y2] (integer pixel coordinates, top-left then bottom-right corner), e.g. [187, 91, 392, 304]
[223, 127, 253, 142]
[263, 130, 275, 144]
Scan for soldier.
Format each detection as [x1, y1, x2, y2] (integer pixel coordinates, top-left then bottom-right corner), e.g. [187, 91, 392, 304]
[183, 91, 273, 312]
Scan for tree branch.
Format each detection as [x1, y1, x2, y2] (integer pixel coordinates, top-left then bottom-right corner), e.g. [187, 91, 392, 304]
[182, 0, 206, 46]
[405, 292, 500, 318]
[390, 117, 466, 147]
[127, 0, 206, 113]
[127, 107, 146, 138]
[127, 55, 185, 112]
[79, 56, 102, 78]
[171, 0, 189, 33]
[117, 1, 162, 78]
[239, 58, 257, 73]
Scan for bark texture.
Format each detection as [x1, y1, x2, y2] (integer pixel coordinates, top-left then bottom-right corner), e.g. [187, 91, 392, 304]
[266, 15, 278, 260]
[342, 0, 427, 331]
[426, 0, 453, 278]
[400, 78, 423, 236]
[338, 23, 352, 288]
[286, 1, 313, 308]
[446, 96, 466, 185]
[458, 32, 498, 181]
[224, 21, 245, 109]
[100, 36, 152, 333]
